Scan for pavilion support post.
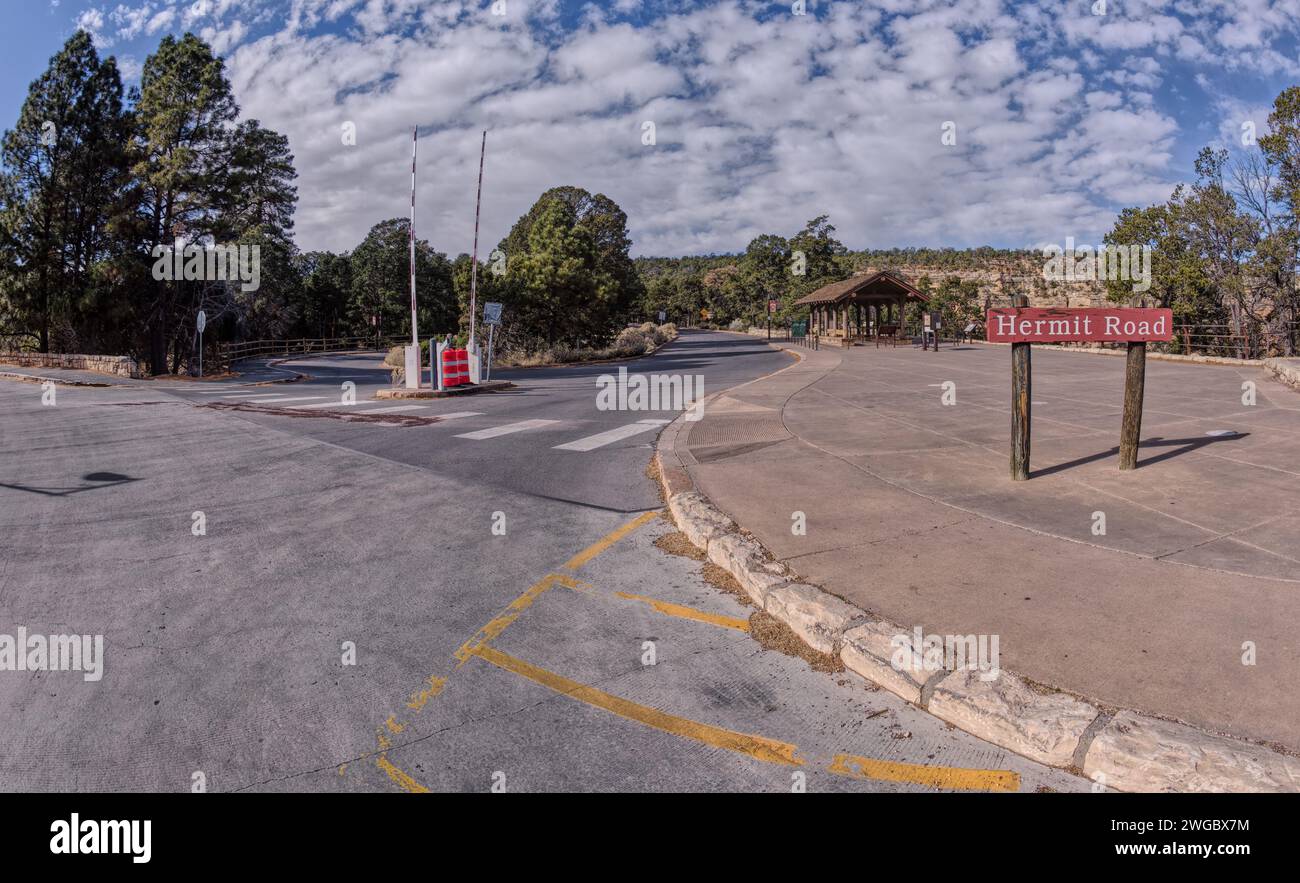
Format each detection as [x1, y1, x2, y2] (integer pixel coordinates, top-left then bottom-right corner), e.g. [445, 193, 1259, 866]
[1011, 294, 1031, 481]
[1119, 342, 1146, 470]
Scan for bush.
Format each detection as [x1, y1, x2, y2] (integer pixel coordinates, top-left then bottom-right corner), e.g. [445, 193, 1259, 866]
[728, 318, 747, 331]
[614, 326, 655, 354]
[497, 323, 678, 368]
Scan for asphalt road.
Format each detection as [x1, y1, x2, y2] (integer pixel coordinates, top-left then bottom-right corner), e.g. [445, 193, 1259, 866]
[0, 331, 1087, 792]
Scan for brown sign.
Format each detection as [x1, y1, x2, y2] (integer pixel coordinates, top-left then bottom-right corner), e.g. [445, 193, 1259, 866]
[987, 307, 1173, 343]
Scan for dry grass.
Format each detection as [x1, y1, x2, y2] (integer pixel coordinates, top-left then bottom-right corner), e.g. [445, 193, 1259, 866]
[645, 455, 667, 504]
[653, 530, 706, 561]
[702, 561, 752, 605]
[748, 611, 845, 673]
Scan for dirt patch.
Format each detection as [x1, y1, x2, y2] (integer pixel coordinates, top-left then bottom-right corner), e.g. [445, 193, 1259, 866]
[749, 610, 844, 673]
[654, 530, 706, 562]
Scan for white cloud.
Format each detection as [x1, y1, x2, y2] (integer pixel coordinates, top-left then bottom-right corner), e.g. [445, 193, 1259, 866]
[69, 0, 1300, 255]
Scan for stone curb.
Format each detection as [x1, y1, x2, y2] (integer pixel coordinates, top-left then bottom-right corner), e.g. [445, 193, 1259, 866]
[0, 370, 116, 388]
[652, 340, 1300, 793]
[375, 380, 515, 399]
[1263, 357, 1300, 392]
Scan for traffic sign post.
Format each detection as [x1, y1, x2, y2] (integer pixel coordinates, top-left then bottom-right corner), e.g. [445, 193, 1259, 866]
[483, 302, 502, 382]
[987, 303, 1173, 479]
[196, 310, 207, 378]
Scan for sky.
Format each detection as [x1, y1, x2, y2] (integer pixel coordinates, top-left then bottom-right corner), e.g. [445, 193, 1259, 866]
[4, 0, 1300, 258]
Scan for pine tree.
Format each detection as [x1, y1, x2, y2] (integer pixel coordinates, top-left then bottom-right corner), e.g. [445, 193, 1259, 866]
[0, 31, 128, 352]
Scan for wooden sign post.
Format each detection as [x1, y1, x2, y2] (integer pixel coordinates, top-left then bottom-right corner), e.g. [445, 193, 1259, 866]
[1119, 342, 1146, 469]
[987, 305, 1173, 479]
[1009, 296, 1031, 481]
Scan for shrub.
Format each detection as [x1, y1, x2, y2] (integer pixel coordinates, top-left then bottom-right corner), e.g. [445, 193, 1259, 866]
[614, 326, 654, 353]
[496, 322, 677, 368]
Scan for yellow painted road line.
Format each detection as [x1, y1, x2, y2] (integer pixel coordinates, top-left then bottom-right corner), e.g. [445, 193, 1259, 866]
[376, 754, 431, 793]
[562, 510, 660, 571]
[471, 645, 804, 767]
[453, 572, 583, 665]
[829, 752, 1020, 792]
[407, 675, 448, 712]
[372, 509, 671, 791]
[615, 591, 750, 632]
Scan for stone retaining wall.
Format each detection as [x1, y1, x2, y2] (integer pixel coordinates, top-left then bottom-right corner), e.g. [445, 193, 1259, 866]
[0, 351, 141, 378]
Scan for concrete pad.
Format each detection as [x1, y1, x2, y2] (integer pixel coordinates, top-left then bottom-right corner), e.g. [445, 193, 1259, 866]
[681, 342, 1300, 753]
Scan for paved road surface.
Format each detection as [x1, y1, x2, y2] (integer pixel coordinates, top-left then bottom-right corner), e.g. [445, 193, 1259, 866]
[0, 331, 1087, 792]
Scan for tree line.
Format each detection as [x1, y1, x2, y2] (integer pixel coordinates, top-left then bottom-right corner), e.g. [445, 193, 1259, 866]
[0, 31, 645, 373]
[1104, 87, 1300, 357]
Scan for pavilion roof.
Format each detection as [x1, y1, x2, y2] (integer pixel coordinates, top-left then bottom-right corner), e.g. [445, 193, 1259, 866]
[794, 269, 928, 305]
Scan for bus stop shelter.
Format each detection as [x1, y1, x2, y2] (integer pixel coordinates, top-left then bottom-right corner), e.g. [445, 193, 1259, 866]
[795, 270, 929, 343]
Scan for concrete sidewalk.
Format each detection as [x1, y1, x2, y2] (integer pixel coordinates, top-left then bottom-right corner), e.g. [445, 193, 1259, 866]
[675, 338, 1300, 754]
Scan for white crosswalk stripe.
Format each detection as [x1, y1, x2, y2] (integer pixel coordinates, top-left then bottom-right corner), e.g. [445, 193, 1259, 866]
[430, 411, 482, 421]
[361, 405, 428, 414]
[294, 400, 380, 410]
[552, 419, 671, 452]
[208, 393, 287, 399]
[455, 419, 559, 440]
[243, 396, 328, 404]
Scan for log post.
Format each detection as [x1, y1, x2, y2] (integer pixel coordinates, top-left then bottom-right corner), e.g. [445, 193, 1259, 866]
[1119, 341, 1146, 470]
[1011, 294, 1031, 481]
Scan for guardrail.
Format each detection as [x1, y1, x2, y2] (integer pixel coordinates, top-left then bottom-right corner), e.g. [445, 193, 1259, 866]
[217, 336, 407, 363]
[1051, 323, 1299, 361]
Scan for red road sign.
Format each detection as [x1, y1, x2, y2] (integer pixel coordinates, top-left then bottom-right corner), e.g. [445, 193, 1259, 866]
[986, 307, 1173, 343]
[768, 299, 778, 314]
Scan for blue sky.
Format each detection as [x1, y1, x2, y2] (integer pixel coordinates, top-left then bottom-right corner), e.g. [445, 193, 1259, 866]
[4, 1, 1300, 257]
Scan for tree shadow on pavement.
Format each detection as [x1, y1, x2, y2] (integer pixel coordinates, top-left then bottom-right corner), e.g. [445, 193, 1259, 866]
[0, 471, 140, 497]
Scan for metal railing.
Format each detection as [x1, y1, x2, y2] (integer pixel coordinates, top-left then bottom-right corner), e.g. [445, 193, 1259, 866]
[217, 335, 407, 363]
[1052, 323, 1299, 361]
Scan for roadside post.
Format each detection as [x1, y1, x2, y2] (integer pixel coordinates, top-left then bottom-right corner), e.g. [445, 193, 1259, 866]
[1008, 295, 1031, 480]
[768, 299, 777, 340]
[434, 337, 447, 392]
[483, 302, 502, 382]
[1120, 341, 1147, 470]
[196, 310, 206, 378]
[986, 302, 1173, 480]
[923, 311, 941, 351]
[403, 344, 420, 389]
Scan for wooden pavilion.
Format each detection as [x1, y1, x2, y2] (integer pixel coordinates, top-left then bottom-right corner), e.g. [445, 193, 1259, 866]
[794, 270, 928, 343]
